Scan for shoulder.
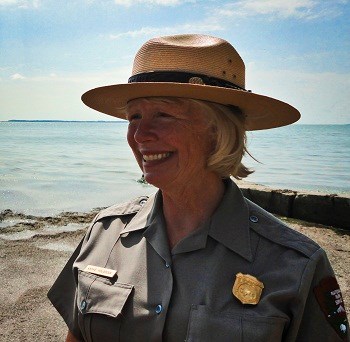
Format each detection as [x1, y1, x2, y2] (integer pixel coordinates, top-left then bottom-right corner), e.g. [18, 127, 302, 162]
[92, 195, 149, 223]
[82, 195, 152, 244]
[246, 198, 321, 259]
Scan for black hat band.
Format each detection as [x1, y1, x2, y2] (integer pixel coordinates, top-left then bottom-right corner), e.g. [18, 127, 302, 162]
[128, 71, 246, 91]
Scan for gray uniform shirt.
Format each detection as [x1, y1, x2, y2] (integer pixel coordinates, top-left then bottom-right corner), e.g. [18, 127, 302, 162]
[48, 180, 349, 341]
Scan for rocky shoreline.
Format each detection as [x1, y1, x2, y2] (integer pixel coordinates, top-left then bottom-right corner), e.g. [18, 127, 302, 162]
[237, 181, 350, 229]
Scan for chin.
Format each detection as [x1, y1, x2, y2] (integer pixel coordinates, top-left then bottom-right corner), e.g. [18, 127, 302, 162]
[143, 174, 169, 190]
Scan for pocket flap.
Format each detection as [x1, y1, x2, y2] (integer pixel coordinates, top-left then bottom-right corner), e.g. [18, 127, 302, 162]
[186, 305, 287, 342]
[77, 270, 133, 318]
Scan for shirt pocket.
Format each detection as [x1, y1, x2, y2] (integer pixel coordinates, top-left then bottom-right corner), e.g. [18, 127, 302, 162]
[186, 305, 287, 342]
[77, 270, 133, 342]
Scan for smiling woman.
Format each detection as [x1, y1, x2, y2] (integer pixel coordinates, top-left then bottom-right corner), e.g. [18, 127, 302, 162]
[48, 34, 349, 342]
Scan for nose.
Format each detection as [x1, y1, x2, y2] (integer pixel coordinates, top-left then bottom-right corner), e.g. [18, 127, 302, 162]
[132, 119, 157, 144]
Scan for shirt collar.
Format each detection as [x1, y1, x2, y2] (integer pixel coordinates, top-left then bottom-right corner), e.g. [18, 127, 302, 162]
[121, 192, 158, 234]
[171, 220, 210, 255]
[208, 179, 253, 262]
[122, 192, 171, 264]
[122, 179, 253, 262]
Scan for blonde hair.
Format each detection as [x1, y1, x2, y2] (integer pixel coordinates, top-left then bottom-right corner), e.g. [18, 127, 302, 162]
[188, 99, 253, 179]
[125, 97, 253, 179]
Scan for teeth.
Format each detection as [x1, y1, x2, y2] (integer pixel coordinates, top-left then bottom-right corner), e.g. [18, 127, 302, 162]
[143, 152, 171, 161]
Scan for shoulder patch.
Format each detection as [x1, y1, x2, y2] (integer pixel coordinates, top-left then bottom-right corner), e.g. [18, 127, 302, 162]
[314, 277, 349, 340]
[246, 198, 320, 258]
[93, 196, 149, 223]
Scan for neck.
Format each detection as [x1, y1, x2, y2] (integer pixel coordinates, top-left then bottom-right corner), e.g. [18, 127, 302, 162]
[161, 174, 225, 249]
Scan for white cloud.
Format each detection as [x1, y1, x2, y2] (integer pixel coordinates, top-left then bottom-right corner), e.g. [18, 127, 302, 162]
[10, 73, 26, 80]
[0, 0, 18, 4]
[0, 0, 17, 4]
[238, 0, 316, 17]
[109, 22, 223, 40]
[114, 0, 194, 6]
[0, 0, 40, 8]
[110, 27, 165, 39]
[215, 0, 347, 20]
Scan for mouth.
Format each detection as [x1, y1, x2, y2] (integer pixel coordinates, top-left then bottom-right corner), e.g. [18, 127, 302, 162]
[142, 152, 172, 162]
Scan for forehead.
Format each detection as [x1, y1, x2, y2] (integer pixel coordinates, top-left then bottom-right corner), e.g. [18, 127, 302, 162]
[126, 97, 190, 112]
[126, 97, 211, 130]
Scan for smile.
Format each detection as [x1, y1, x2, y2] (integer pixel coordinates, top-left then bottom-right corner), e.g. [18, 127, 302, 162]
[143, 152, 172, 162]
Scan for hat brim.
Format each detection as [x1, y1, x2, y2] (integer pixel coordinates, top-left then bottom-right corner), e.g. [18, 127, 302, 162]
[81, 82, 300, 130]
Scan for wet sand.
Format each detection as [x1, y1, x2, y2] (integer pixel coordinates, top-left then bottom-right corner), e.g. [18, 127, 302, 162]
[0, 209, 349, 341]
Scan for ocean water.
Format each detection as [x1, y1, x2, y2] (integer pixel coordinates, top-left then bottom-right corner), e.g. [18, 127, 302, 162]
[0, 122, 349, 215]
[245, 124, 350, 194]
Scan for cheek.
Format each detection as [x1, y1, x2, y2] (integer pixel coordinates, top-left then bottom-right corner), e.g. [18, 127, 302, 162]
[189, 133, 213, 163]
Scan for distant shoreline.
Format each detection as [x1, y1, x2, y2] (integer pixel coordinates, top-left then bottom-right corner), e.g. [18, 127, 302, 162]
[3, 119, 125, 123]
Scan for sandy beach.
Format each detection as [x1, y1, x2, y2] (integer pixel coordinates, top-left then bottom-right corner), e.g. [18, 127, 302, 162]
[0, 208, 349, 342]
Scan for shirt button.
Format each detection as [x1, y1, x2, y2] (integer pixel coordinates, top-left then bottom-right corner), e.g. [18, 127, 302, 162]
[165, 262, 170, 268]
[139, 198, 147, 206]
[249, 215, 259, 223]
[80, 299, 87, 311]
[155, 304, 163, 314]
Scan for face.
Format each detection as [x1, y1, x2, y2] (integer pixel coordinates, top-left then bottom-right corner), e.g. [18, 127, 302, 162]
[126, 98, 214, 192]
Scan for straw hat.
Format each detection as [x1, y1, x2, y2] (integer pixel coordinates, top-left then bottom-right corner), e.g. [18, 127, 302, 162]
[82, 34, 300, 130]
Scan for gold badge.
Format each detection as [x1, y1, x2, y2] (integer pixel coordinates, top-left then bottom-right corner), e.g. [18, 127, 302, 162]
[232, 273, 264, 305]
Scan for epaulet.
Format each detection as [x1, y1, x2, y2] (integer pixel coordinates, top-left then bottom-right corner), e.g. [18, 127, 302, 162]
[246, 198, 320, 258]
[92, 196, 149, 223]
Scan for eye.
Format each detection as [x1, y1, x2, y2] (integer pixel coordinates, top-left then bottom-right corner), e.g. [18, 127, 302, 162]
[127, 113, 142, 122]
[156, 112, 174, 119]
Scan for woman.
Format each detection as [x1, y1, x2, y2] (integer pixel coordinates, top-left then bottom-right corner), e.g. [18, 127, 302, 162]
[48, 34, 349, 341]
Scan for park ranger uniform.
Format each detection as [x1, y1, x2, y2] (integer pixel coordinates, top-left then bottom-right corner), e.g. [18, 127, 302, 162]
[48, 180, 349, 341]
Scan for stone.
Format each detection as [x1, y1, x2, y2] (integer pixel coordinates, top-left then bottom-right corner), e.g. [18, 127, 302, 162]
[292, 193, 334, 227]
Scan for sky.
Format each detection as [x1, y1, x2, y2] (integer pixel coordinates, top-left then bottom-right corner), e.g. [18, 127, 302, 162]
[0, 0, 349, 124]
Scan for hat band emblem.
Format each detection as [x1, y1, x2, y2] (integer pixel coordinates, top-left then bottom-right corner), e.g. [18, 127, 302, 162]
[188, 76, 204, 85]
[128, 71, 246, 91]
